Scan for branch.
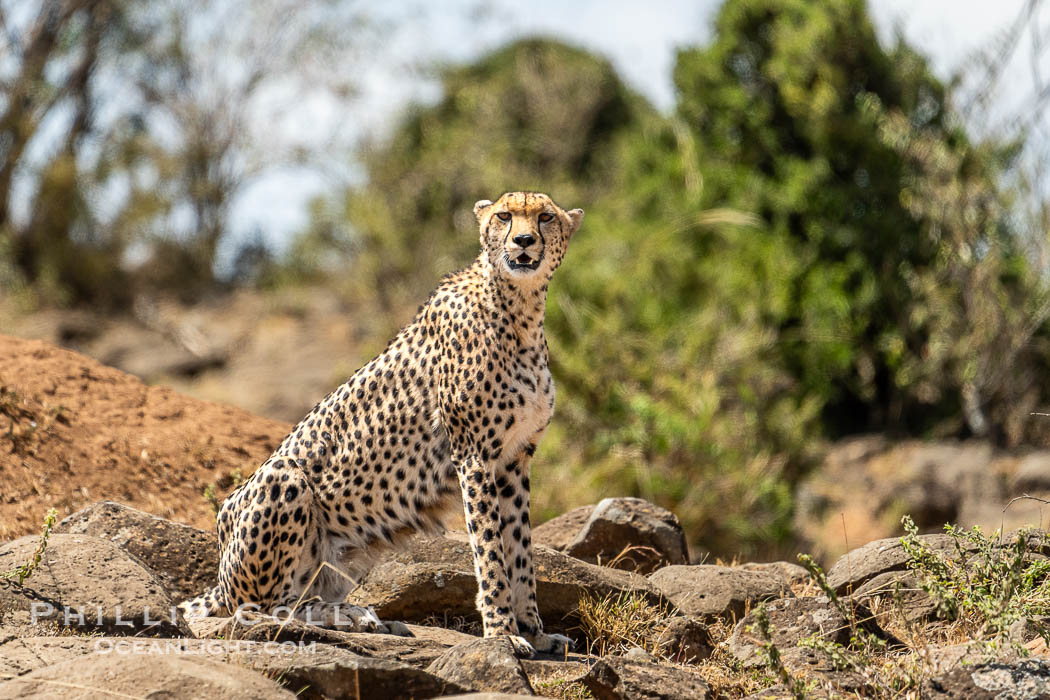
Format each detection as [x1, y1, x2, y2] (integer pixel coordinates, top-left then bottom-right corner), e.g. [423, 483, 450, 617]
[1003, 493, 1050, 513]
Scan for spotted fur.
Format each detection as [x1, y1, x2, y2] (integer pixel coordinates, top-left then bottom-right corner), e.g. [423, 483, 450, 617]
[179, 192, 583, 656]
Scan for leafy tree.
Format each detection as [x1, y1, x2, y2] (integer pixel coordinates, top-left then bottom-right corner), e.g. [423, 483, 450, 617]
[673, 0, 1050, 445]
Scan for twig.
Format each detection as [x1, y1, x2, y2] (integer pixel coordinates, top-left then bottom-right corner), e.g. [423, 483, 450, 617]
[1002, 493, 1050, 513]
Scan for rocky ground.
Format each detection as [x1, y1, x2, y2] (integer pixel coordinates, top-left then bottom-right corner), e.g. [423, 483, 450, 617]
[5, 334, 1050, 697]
[3, 498, 1050, 698]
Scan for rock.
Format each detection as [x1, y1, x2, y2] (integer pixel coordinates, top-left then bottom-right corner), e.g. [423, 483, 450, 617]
[426, 637, 535, 695]
[739, 561, 811, 587]
[743, 682, 850, 699]
[924, 643, 1010, 677]
[1005, 529, 1050, 557]
[0, 636, 465, 699]
[767, 647, 869, 694]
[534, 505, 595, 551]
[347, 535, 665, 633]
[0, 637, 102, 678]
[849, 570, 937, 640]
[825, 533, 979, 594]
[622, 646, 656, 662]
[189, 614, 466, 668]
[0, 653, 293, 700]
[647, 565, 790, 621]
[1009, 616, 1050, 646]
[651, 616, 713, 663]
[54, 500, 218, 601]
[227, 639, 466, 699]
[563, 498, 689, 574]
[581, 656, 711, 700]
[1011, 454, 1050, 494]
[728, 597, 849, 668]
[924, 658, 1050, 698]
[441, 695, 539, 700]
[0, 533, 188, 637]
[793, 437, 1050, 564]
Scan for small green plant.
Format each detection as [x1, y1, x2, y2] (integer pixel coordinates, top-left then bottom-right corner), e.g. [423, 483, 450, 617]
[900, 515, 1050, 650]
[795, 552, 919, 695]
[204, 468, 245, 516]
[204, 483, 221, 515]
[749, 603, 809, 699]
[3, 508, 58, 585]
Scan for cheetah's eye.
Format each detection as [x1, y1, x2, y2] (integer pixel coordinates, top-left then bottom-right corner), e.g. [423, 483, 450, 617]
[538, 213, 553, 223]
[495, 212, 511, 222]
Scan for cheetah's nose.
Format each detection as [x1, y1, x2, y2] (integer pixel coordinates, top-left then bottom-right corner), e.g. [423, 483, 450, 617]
[513, 233, 536, 248]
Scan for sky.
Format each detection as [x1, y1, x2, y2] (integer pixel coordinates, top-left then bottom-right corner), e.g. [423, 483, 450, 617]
[227, 0, 1045, 262]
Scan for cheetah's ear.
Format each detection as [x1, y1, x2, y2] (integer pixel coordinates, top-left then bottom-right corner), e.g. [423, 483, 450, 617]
[565, 208, 584, 237]
[473, 199, 493, 223]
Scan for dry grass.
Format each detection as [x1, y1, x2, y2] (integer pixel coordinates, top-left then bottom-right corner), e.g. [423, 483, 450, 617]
[419, 611, 483, 637]
[597, 543, 669, 574]
[690, 617, 778, 698]
[534, 676, 594, 699]
[572, 590, 778, 697]
[574, 590, 678, 658]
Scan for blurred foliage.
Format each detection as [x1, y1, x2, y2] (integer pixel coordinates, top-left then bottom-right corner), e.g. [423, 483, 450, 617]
[295, 1, 1050, 556]
[5, 0, 1050, 557]
[0, 0, 363, 308]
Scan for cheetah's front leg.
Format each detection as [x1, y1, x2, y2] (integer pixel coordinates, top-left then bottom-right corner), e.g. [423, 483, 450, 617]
[497, 445, 573, 655]
[454, 452, 536, 657]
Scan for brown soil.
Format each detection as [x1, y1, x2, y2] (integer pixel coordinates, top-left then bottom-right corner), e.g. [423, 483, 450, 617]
[0, 334, 290, 540]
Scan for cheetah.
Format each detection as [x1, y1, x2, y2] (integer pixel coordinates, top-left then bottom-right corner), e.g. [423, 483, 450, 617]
[179, 191, 583, 656]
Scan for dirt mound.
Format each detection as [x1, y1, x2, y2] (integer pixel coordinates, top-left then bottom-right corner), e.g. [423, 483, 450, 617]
[0, 334, 289, 540]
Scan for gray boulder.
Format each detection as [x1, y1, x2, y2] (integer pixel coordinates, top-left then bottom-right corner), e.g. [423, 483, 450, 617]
[648, 565, 790, 621]
[426, 637, 535, 695]
[651, 616, 713, 663]
[55, 500, 218, 601]
[563, 498, 689, 574]
[347, 535, 665, 632]
[0, 653, 292, 700]
[0, 636, 465, 699]
[849, 570, 937, 641]
[728, 596, 848, 668]
[581, 656, 711, 700]
[924, 659, 1050, 698]
[533, 505, 595, 551]
[190, 614, 470, 668]
[0, 533, 188, 637]
[825, 533, 979, 594]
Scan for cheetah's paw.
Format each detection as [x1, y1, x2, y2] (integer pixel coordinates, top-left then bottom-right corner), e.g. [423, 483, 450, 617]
[532, 631, 574, 655]
[505, 634, 537, 658]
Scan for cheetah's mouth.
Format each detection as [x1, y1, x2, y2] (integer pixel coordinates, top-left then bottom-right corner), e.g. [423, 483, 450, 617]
[506, 252, 541, 271]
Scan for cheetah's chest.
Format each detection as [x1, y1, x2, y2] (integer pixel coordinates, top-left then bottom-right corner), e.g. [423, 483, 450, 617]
[497, 354, 554, 461]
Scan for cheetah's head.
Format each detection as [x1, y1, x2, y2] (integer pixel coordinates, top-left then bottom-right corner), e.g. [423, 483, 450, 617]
[473, 192, 583, 285]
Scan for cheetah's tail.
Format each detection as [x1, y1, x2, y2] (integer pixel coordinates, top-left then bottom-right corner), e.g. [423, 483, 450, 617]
[177, 585, 228, 621]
